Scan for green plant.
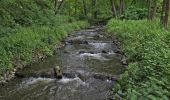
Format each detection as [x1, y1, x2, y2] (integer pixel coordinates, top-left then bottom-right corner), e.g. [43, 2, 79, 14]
[120, 6, 148, 20]
[107, 19, 170, 99]
[0, 21, 89, 78]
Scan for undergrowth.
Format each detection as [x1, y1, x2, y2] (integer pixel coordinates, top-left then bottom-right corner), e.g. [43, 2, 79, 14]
[107, 19, 170, 100]
[0, 0, 89, 77]
[0, 21, 89, 77]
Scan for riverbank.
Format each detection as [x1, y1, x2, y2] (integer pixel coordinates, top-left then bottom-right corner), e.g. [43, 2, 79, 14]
[0, 21, 89, 84]
[0, 26, 126, 100]
[0, 0, 90, 84]
[107, 19, 170, 99]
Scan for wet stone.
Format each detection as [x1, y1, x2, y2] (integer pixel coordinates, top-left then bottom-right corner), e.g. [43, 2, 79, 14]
[67, 39, 88, 45]
[88, 51, 95, 54]
[15, 68, 56, 78]
[78, 51, 95, 54]
[121, 57, 128, 65]
[93, 73, 118, 81]
[53, 66, 63, 79]
[62, 72, 76, 79]
[102, 50, 108, 54]
[78, 51, 86, 54]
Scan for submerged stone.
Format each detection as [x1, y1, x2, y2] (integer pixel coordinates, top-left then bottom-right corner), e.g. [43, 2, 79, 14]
[102, 50, 108, 54]
[67, 39, 88, 45]
[62, 72, 76, 78]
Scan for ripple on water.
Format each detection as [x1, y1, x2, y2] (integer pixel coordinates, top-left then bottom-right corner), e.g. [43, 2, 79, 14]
[79, 53, 109, 61]
[78, 52, 116, 61]
[21, 77, 55, 86]
[58, 77, 86, 86]
[89, 43, 107, 49]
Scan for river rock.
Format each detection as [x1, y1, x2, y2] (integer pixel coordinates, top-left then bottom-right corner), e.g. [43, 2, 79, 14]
[53, 66, 63, 79]
[102, 50, 108, 54]
[79, 51, 86, 54]
[89, 51, 95, 54]
[78, 51, 95, 54]
[121, 57, 128, 65]
[67, 39, 88, 44]
[62, 72, 76, 78]
[93, 73, 118, 81]
[15, 68, 55, 78]
[15, 66, 64, 79]
[114, 48, 123, 55]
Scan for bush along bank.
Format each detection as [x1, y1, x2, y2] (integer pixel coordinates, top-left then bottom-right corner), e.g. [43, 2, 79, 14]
[107, 19, 170, 99]
[0, 21, 89, 83]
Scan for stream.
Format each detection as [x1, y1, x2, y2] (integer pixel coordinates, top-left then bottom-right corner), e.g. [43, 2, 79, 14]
[0, 26, 126, 100]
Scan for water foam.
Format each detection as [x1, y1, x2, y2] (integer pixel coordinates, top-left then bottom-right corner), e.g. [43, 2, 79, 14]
[79, 53, 108, 61]
[59, 77, 80, 83]
[22, 77, 55, 86]
[89, 43, 107, 49]
[59, 76, 87, 86]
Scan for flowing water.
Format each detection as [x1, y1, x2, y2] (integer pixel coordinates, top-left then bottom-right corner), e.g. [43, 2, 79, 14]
[0, 26, 126, 100]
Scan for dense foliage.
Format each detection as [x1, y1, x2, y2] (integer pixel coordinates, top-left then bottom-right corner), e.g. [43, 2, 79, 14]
[0, 0, 77, 36]
[60, 0, 157, 21]
[107, 19, 170, 99]
[61, 0, 113, 21]
[120, 6, 148, 20]
[0, 0, 88, 77]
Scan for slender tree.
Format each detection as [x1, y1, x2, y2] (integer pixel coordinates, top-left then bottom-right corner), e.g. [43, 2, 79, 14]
[110, 0, 117, 17]
[92, 0, 97, 19]
[68, 1, 71, 16]
[55, 0, 65, 14]
[148, 0, 157, 20]
[160, 0, 170, 28]
[74, 0, 78, 15]
[119, 0, 125, 15]
[54, 0, 58, 14]
[82, 0, 87, 16]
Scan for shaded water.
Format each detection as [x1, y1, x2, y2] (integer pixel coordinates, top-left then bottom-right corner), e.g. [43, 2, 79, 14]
[0, 26, 125, 100]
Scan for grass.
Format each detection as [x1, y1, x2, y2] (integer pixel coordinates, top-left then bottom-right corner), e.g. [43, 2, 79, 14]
[107, 19, 170, 100]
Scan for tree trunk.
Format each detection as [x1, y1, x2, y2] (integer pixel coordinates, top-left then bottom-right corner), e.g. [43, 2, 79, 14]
[148, 0, 152, 20]
[74, 0, 77, 15]
[110, 0, 117, 17]
[54, 0, 58, 14]
[148, 0, 157, 20]
[92, 0, 97, 19]
[55, 0, 65, 15]
[160, 0, 166, 23]
[151, 0, 157, 20]
[119, 0, 125, 15]
[68, 2, 71, 16]
[164, 0, 170, 28]
[82, 0, 87, 16]
[161, 0, 170, 28]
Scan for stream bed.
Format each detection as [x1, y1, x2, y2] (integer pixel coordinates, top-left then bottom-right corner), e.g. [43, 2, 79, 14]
[0, 26, 126, 100]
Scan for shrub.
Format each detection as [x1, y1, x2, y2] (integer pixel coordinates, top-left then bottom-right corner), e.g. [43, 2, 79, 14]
[120, 6, 148, 20]
[107, 19, 170, 99]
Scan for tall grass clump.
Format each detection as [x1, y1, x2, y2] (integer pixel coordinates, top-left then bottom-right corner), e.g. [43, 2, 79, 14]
[107, 19, 170, 99]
